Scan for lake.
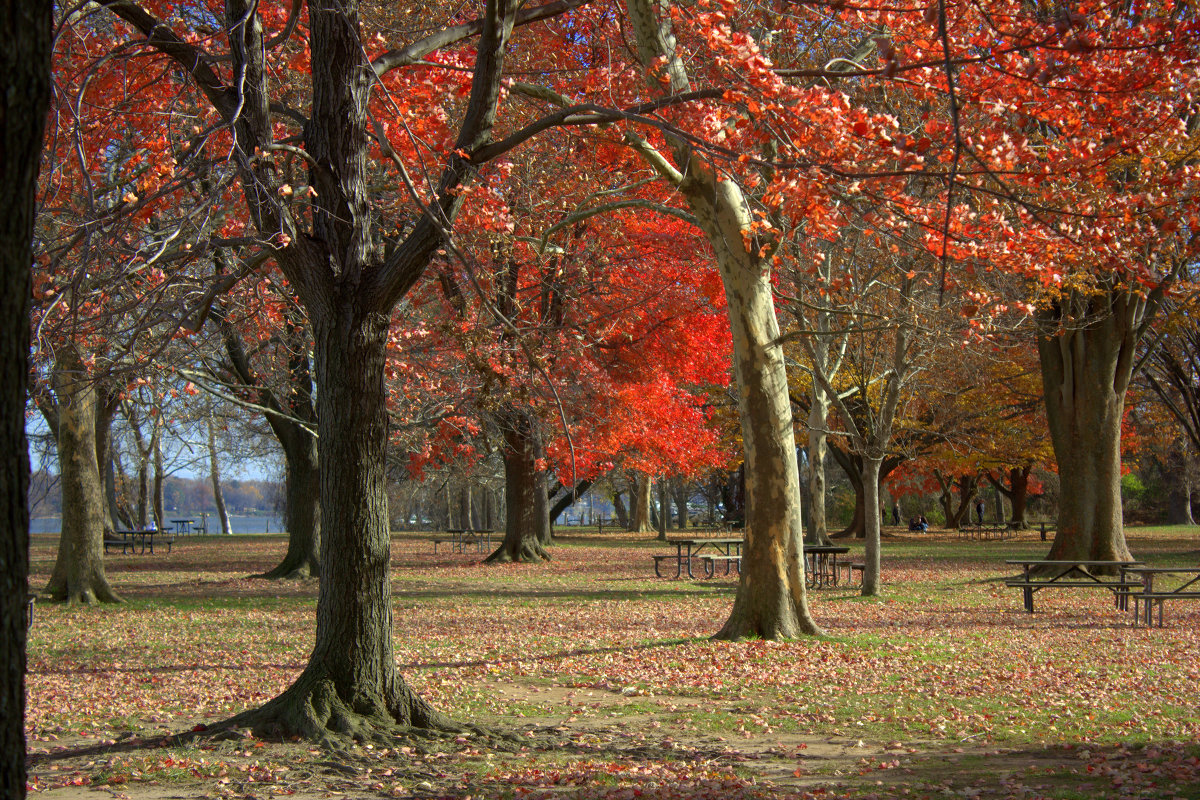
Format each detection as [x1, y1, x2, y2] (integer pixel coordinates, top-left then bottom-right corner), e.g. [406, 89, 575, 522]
[30, 515, 285, 535]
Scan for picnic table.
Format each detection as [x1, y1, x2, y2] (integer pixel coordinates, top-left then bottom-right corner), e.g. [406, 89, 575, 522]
[433, 528, 494, 554]
[105, 529, 176, 555]
[170, 518, 195, 536]
[654, 536, 742, 579]
[1121, 566, 1200, 626]
[1004, 559, 1143, 613]
[804, 545, 852, 588]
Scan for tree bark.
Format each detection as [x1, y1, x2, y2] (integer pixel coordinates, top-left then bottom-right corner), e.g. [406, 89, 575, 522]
[861, 456, 883, 596]
[229, 308, 451, 741]
[1037, 288, 1151, 565]
[630, 473, 653, 532]
[611, 490, 629, 528]
[1, 1, 49, 791]
[987, 466, 1031, 528]
[207, 414, 234, 536]
[226, 319, 321, 580]
[43, 348, 122, 605]
[487, 411, 551, 562]
[805, 394, 833, 545]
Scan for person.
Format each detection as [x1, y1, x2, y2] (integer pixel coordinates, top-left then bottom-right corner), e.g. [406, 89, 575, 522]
[891, 503, 901, 525]
[909, 515, 928, 533]
[975, 498, 985, 525]
[918, 514, 928, 532]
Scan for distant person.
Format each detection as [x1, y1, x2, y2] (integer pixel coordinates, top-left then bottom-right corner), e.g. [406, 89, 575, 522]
[909, 515, 928, 533]
[891, 503, 900, 525]
[975, 498, 985, 525]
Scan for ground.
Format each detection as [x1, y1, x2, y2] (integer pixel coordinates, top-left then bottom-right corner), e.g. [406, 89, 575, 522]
[22, 526, 1200, 799]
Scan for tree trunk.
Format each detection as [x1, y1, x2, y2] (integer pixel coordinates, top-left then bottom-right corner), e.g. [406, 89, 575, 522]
[673, 479, 689, 529]
[611, 490, 629, 529]
[630, 474, 653, 532]
[228, 309, 451, 741]
[613, 0, 821, 630]
[805, 393, 833, 545]
[94, 386, 120, 538]
[487, 411, 550, 562]
[710, 247, 819, 638]
[987, 466, 1031, 528]
[1037, 289, 1147, 565]
[43, 348, 122, 605]
[208, 414, 234, 536]
[1, 2, 49, 791]
[861, 456, 883, 596]
[151, 426, 164, 530]
[656, 478, 668, 541]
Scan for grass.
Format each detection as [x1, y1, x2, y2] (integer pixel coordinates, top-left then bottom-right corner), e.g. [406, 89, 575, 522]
[21, 525, 1200, 799]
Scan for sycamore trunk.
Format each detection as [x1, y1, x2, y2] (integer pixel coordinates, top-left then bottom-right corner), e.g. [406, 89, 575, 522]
[44, 348, 121, 605]
[1037, 291, 1142, 565]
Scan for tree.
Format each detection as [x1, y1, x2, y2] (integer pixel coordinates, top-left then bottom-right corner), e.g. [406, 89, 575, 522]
[1, 0, 51, 795]
[87, 0, 594, 741]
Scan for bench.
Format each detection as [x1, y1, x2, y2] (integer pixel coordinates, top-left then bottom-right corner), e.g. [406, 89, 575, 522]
[1132, 592, 1200, 627]
[1123, 567, 1200, 626]
[837, 561, 865, 586]
[698, 554, 741, 577]
[960, 522, 1009, 540]
[1004, 559, 1144, 613]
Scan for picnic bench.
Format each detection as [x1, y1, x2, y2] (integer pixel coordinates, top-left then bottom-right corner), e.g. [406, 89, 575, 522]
[1004, 559, 1143, 613]
[105, 529, 176, 555]
[804, 545, 851, 588]
[432, 528, 494, 554]
[1122, 566, 1200, 627]
[653, 536, 742, 579]
[959, 521, 1010, 540]
[698, 553, 742, 577]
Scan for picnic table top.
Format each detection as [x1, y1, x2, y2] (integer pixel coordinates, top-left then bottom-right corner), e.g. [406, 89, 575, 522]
[1120, 565, 1200, 574]
[1004, 559, 1142, 567]
[666, 536, 743, 545]
[804, 545, 851, 554]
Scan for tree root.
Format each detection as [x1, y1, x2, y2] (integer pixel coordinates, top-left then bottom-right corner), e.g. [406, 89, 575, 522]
[42, 578, 123, 606]
[214, 672, 463, 749]
[484, 541, 551, 564]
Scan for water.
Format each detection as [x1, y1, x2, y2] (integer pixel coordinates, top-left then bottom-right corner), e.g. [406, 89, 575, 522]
[30, 515, 285, 535]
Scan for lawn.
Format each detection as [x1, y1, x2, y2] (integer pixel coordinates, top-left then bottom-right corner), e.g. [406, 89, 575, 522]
[23, 526, 1200, 799]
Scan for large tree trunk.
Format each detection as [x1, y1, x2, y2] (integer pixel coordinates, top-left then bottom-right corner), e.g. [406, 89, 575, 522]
[151, 425, 164, 530]
[1037, 289, 1148, 565]
[229, 309, 451, 741]
[672, 479, 689, 529]
[611, 490, 629, 528]
[861, 456, 883, 596]
[487, 411, 551, 563]
[805, 392, 833, 545]
[710, 243, 819, 638]
[43, 348, 122, 605]
[208, 414, 234, 536]
[621, 0, 819, 634]
[224, 317, 322, 579]
[1, 2, 49, 792]
[630, 474, 653, 533]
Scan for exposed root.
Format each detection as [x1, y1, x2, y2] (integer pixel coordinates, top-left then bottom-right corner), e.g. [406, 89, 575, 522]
[484, 541, 551, 564]
[216, 672, 463, 749]
[43, 579, 123, 606]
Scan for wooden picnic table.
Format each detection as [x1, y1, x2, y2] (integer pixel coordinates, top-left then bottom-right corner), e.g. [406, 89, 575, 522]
[434, 528, 494, 554]
[106, 529, 176, 555]
[1120, 566, 1200, 626]
[169, 518, 195, 536]
[1004, 559, 1143, 613]
[654, 536, 743, 579]
[804, 545, 851, 588]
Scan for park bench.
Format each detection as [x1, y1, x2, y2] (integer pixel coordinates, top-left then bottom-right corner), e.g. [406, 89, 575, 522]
[1123, 567, 1200, 627]
[959, 522, 1010, 540]
[837, 561, 865, 586]
[698, 553, 741, 577]
[1004, 559, 1144, 613]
